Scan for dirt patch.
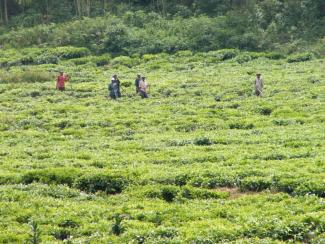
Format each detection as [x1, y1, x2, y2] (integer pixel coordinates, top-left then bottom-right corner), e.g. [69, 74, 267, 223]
[216, 187, 261, 199]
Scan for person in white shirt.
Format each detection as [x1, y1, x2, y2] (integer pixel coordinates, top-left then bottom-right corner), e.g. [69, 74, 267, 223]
[255, 73, 263, 97]
[139, 76, 150, 99]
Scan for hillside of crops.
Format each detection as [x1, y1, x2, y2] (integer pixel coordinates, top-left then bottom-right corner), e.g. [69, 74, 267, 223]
[0, 46, 324, 243]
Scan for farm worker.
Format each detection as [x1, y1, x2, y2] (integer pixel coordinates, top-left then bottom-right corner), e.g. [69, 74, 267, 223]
[135, 74, 141, 93]
[56, 71, 69, 91]
[255, 73, 263, 96]
[139, 76, 150, 99]
[108, 74, 121, 99]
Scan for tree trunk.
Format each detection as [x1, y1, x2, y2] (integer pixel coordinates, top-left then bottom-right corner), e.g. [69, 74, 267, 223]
[0, 1, 3, 24]
[74, 0, 81, 17]
[86, 0, 91, 16]
[4, 0, 8, 24]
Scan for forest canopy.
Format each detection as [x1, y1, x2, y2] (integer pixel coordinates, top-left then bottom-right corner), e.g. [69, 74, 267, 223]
[0, 0, 324, 55]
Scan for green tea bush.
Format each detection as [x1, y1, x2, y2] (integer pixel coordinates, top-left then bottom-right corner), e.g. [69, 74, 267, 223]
[175, 50, 193, 57]
[235, 53, 252, 64]
[28, 220, 41, 244]
[58, 219, 79, 228]
[174, 174, 190, 186]
[287, 52, 314, 63]
[49, 46, 90, 59]
[239, 177, 273, 192]
[111, 56, 139, 68]
[0, 174, 20, 185]
[293, 180, 325, 197]
[92, 55, 110, 66]
[51, 228, 71, 240]
[275, 177, 302, 194]
[248, 52, 284, 60]
[0, 70, 52, 83]
[74, 173, 129, 194]
[111, 214, 125, 236]
[152, 227, 178, 239]
[145, 185, 229, 202]
[258, 107, 273, 116]
[194, 137, 213, 146]
[229, 122, 254, 130]
[206, 49, 239, 61]
[21, 169, 78, 186]
[161, 186, 178, 202]
[35, 53, 59, 64]
[179, 186, 229, 200]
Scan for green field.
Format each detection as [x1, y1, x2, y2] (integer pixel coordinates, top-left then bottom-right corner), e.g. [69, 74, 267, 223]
[0, 49, 324, 243]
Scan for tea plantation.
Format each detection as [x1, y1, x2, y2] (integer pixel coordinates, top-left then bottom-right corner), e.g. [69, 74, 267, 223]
[0, 48, 324, 243]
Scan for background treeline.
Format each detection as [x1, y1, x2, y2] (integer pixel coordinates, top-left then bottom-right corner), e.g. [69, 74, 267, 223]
[0, 0, 324, 56]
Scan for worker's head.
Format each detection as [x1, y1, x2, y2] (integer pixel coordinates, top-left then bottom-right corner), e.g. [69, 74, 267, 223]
[256, 73, 261, 78]
[113, 74, 117, 79]
[59, 71, 64, 75]
[137, 74, 141, 78]
[142, 76, 146, 81]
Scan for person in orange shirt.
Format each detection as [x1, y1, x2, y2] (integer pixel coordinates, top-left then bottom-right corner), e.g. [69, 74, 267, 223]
[56, 71, 69, 91]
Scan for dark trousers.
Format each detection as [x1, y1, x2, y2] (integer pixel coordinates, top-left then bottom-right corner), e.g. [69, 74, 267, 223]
[140, 90, 148, 99]
[255, 89, 262, 96]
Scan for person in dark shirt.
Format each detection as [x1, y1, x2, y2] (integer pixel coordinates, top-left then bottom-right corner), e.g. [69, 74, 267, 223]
[135, 74, 141, 93]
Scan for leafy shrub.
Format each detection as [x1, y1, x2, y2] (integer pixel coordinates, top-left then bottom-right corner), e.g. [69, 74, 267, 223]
[52, 228, 71, 240]
[49, 46, 90, 59]
[248, 52, 284, 60]
[111, 56, 139, 67]
[215, 95, 222, 102]
[275, 177, 301, 194]
[263, 52, 285, 60]
[308, 76, 320, 84]
[287, 52, 314, 63]
[272, 119, 295, 126]
[0, 174, 20, 184]
[28, 220, 41, 244]
[175, 50, 193, 57]
[194, 137, 213, 146]
[58, 219, 79, 228]
[240, 177, 273, 192]
[70, 54, 110, 66]
[74, 173, 129, 194]
[93, 55, 110, 66]
[180, 186, 229, 200]
[153, 227, 178, 239]
[229, 122, 254, 130]
[235, 53, 252, 64]
[111, 214, 125, 236]
[174, 174, 190, 186]
[0, 70, 52, 83]
[259, 107, 273, 116]
[35, 53, 59, 64]
[145, 185, 229, 202]
[263, 153, 286, 161]
[206, 49, 239, 61]
[294, 181, 325, 197]
[21, 169, 77, 186]
[56, 120, 72, 129]
[161, 186, 179, 202]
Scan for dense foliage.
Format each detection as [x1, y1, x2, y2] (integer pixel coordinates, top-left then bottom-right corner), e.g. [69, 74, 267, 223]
[0, 0, 324, 55]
